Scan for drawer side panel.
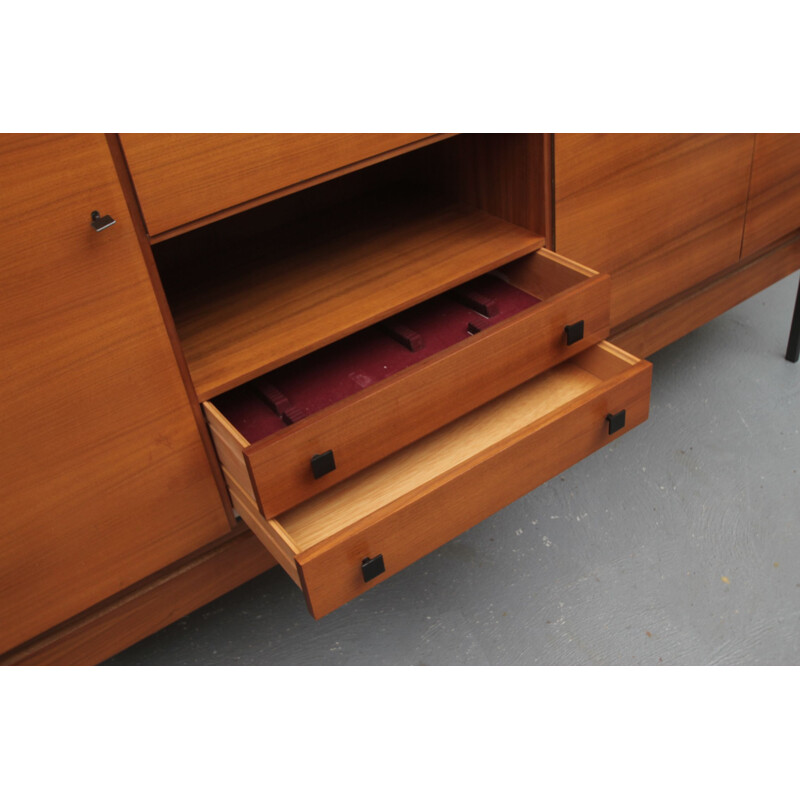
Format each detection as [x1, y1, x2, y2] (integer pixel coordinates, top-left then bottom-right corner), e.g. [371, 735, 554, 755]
[226, 472, 302, 586]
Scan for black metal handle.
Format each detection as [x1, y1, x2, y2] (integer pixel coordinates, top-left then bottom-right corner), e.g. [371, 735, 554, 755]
[311, 449, 336, 479]
[91, 210, 116, 232]
[564, 320, 585, 345]
[606, 410, 626, 435]
[361, 554, 385, 582]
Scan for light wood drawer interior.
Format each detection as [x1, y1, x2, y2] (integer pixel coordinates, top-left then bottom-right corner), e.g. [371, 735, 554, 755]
[224, 341, 652, 618]
[203, 248, 611, 517]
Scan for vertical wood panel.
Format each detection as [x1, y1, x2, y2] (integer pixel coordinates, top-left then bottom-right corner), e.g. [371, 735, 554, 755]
[408, 133, 547, 234]
[741, 133, 800, 259]
[554, 133, 754, 330]
[0, 134, 230, 654]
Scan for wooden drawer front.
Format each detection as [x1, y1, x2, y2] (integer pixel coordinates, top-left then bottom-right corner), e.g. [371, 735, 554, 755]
[120, 133, 442, 236]
[741, 133, 800, 260]
[230, 342, 651, 619]
[204, 249, 610, 517]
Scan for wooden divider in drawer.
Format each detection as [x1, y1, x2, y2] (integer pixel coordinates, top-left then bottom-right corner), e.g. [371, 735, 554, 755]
[203, 249, 610, 518]
[225, 342, 652, 619]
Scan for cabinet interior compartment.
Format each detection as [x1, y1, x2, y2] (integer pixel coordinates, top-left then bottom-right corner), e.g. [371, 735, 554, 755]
[150, 134, 550, 400]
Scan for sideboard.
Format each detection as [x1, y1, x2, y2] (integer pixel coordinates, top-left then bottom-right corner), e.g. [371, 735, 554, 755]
[1, 133, 797, 664]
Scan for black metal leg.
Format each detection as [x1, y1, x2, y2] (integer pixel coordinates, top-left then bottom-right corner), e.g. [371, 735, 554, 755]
[787, 274, 800, 363]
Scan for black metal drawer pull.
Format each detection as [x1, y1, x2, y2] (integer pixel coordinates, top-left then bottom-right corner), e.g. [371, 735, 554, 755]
[564, 320, 585, 345]
[90, 210, 116, 232]
[310, 449, 336, 479]
[606, 410, 626, 435]
[361, 554, 386, 582]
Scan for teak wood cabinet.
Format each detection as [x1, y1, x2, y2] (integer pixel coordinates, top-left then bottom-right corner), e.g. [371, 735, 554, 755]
[1, 133, 797, 664]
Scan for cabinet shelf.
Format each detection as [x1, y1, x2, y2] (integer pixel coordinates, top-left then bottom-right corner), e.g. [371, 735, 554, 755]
[172, 192, 545, 400]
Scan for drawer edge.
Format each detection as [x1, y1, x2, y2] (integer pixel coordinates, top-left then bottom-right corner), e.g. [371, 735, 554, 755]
[203, 401, 257, 505]
[225, 469, 302, 587]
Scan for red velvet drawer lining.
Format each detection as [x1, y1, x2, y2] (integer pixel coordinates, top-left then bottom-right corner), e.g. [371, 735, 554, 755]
[213, 273, 539, 444]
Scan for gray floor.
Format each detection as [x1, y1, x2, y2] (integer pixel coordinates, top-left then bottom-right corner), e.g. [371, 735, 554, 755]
[106, 273, 800, 665]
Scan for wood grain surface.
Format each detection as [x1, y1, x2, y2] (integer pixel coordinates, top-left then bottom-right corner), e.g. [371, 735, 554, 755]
[105, 134, 239, 530]
[204, 401, 255, 501]
[288, 344, 652, 618]
[0, 134, 231, 656]
[239, 251, 609, 517]
[415, 133, 549, 234]
[283, 363, 601, 548]
[741, 134, 800, 260]
[119, 133, 446, 236]
[174, 194, 544, 400]
[0, 530, 274, 666]
[611, 232, 800, 357]
[554, 134, 754, 330]
[225, 471, 302, 586]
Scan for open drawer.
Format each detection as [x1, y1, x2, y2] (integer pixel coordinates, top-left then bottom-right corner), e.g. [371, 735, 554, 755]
[223, 341, 651, 619]
[203, 248, 610, 517]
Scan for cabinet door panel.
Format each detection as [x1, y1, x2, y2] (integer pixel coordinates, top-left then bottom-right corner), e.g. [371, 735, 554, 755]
[0, 134, 230, 655]
[555, 134, 754, 329]
[741, 133, 800, 259]
[119, 133, 438, 236]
